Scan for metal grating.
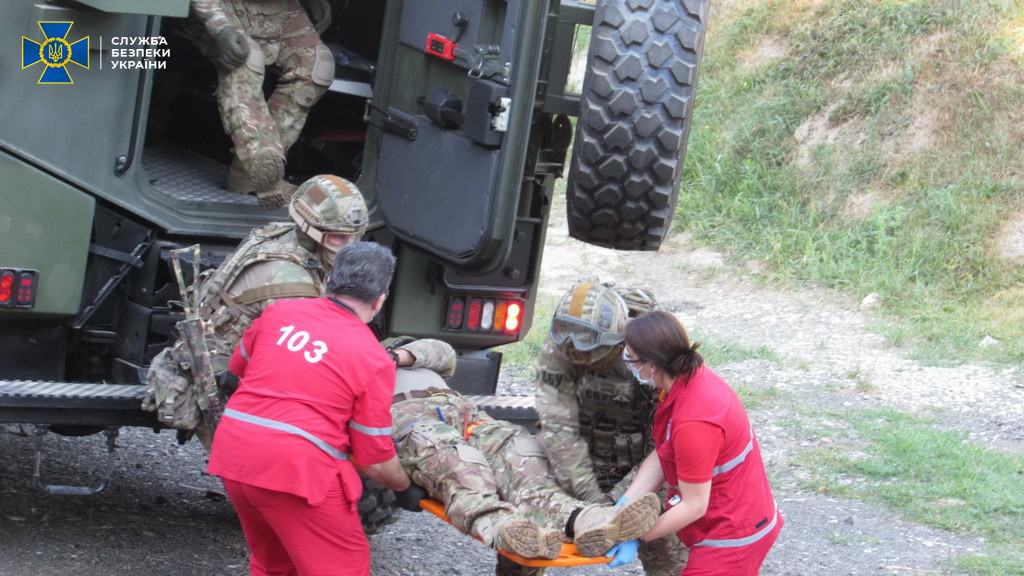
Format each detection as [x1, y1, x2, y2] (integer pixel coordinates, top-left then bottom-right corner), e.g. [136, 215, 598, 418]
[0, 381, 147, 401]
[142, 143, 261, 206]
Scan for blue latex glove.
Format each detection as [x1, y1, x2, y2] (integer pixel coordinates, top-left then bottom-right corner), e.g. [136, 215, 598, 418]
[614, 494, 630, 506]
[606, 539, 639, 567]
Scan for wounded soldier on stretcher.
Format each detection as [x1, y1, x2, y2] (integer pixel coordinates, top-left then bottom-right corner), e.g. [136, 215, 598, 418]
[390, 363, 660, 560]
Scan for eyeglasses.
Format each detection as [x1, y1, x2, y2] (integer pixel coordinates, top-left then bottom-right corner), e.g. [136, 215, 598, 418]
[622, 349, 643, 364]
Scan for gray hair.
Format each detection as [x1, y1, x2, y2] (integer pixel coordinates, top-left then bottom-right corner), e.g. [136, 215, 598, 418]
[326, 241, 396, 304]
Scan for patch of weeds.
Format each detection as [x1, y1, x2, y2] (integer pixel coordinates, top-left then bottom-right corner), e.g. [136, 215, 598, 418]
[676, 0, 1024, 365]
[956, 548, 1024, 576]
[845, 367, 875, 394]
[803, 408, 1024, 574]
[733, 384, 784, 411]
[690, 331, 780, 366]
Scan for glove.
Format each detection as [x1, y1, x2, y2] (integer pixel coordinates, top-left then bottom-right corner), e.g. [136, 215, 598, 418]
[212, 27, 250, 71]
[393, 482, 427, 512]
[606, 539, 640, 567]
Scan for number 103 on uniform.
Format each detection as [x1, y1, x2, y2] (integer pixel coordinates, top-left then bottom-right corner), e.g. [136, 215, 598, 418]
[277, 325, 328, 364]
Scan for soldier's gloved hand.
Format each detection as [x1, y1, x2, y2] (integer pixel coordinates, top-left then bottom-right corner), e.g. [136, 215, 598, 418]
[394, 482, 428, 512]
[606, 539, 640, 567]
[212, 27, 250, 70]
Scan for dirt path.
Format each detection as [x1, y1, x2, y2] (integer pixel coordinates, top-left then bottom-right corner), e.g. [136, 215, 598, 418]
[2, 197, 1021, 575]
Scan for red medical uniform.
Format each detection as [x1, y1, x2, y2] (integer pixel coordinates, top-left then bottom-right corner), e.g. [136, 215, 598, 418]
[208, 297, 396, 576]
[653, 366, 782, 576]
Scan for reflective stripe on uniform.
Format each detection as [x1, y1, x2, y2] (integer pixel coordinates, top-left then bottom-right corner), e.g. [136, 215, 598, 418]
[693, 501, 778, 548]
[239, 340, 251, 361]
[223, 408, 349, 460]
[711, 428, 754, 477]
[349, 421, 392, 436]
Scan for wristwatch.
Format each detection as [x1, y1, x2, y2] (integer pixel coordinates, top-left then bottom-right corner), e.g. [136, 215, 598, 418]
[387, 348, 400, 366]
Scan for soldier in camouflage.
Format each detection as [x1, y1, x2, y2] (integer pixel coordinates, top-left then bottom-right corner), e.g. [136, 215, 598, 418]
[188, 0, 335, 207]
[391, 366, 662, 560]
[534, 280, 688, 575]
[145, 175, 414, 438]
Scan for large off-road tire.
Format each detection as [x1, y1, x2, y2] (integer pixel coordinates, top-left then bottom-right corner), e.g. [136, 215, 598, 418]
[358, 479, 399, 534]
[567, 0, 709, 250]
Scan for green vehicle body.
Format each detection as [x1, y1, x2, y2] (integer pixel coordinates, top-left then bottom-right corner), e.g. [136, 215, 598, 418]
[0, 0, 601, 428]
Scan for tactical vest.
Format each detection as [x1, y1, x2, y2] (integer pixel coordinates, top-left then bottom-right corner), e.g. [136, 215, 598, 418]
[572, 362, 657, 491]
[197, 222, 324, 365]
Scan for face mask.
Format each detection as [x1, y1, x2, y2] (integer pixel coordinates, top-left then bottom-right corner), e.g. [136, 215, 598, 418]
[624, 353, 656, 387]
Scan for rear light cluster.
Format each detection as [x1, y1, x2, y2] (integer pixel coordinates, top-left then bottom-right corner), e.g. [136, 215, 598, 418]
[446, 296, 524, 334]
[0, 268, 38, 309]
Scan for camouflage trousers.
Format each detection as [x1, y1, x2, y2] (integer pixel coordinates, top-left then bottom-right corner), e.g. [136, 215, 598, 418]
[207, 0, 333, 177]
[392, 394, 585, 545]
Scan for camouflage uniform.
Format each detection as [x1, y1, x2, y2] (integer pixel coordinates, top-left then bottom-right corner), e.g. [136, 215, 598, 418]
[144, 176, 366, 437]
[189, 0, 334, 192]
[391, 367, 659, 560]
[392, 384, 582, 544]
[535, 282, 687, 576]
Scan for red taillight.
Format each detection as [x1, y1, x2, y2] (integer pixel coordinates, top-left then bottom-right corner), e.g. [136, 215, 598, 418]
[16, 274, 35, 306]
[466, 298, 483, 330]
[446, 297, 465, 329]
[444, 295, 524, 335]
[0, 272, 13, 305]
[0, 268, 37, 308]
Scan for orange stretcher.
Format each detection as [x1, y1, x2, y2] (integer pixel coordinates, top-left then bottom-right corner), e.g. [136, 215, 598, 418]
[420, 499, 611, 568]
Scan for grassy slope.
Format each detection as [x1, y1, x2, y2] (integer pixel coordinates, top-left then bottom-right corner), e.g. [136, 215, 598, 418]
[679, 0, 1024, 364]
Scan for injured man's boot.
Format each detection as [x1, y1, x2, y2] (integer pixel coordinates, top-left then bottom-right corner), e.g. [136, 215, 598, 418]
[475, 513, 562, 560]
[566, 492, 661, 557]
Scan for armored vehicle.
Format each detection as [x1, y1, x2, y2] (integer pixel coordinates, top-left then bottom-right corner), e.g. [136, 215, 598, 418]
[1, 0, 707, 506]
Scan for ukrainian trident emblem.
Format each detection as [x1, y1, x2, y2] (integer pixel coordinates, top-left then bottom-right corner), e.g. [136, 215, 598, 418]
[22, 21, 90, 84]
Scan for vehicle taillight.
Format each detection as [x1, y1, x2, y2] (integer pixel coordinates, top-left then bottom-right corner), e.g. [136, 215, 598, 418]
[481, 300, 495, 331]
[446, 297, 465, 329]
[444, 295, 524, 336]
[0, 272, 13, 305]
[505, 302, 522, 333]
[466, 298, 483, 330]
[0, 268, 37, 309]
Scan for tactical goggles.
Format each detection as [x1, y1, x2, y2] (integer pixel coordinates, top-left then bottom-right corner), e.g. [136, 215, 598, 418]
[550, 315, 623, 352]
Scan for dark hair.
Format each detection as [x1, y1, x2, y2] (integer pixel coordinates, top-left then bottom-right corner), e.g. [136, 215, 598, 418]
[326, 241, 396, 304]
[623, 311, 703, 381]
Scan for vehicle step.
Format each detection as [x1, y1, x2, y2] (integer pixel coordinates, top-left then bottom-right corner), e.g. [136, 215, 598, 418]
[0, 381, 147, 405]
[0, 381, 154, 427]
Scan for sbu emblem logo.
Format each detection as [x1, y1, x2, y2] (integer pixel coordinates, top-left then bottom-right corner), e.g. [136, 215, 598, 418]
[22, 21, 89, 85]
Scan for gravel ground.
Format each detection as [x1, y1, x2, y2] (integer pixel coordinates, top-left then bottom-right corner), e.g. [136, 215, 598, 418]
[2, 196, 1021, 575]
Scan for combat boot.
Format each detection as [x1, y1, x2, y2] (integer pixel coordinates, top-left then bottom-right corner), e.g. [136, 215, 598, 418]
[252, 179, 298, 209]
[492, 517, 562, 560]
[226, 149, 285, 195]
[568, 492, 661, 557]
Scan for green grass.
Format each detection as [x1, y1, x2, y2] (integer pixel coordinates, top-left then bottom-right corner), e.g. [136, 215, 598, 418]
[690, 331, 780, 366]
[675, 0, 1024, 364]
[803, 408, 1024, 574]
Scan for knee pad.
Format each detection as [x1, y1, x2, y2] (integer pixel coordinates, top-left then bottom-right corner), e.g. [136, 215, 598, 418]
[311, 43, 335, 87]
[244, 38, 265, 74]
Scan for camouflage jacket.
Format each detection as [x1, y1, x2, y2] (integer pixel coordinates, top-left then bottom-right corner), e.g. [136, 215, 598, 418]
[534, 283, 660, 503]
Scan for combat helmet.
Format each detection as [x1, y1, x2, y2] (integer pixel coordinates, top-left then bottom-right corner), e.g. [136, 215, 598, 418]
[550, 280, 630, 365]
[289, 174, 368, 266]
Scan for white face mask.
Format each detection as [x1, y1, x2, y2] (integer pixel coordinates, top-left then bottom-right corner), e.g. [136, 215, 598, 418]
[623, 349, 656, 387]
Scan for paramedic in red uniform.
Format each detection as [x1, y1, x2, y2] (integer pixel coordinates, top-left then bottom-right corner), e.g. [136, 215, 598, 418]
[609, 310, 782, 575]
[208, 241, 425, 576]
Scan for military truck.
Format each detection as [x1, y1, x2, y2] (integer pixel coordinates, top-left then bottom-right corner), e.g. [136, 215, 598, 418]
[0, 0, 707, 511]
